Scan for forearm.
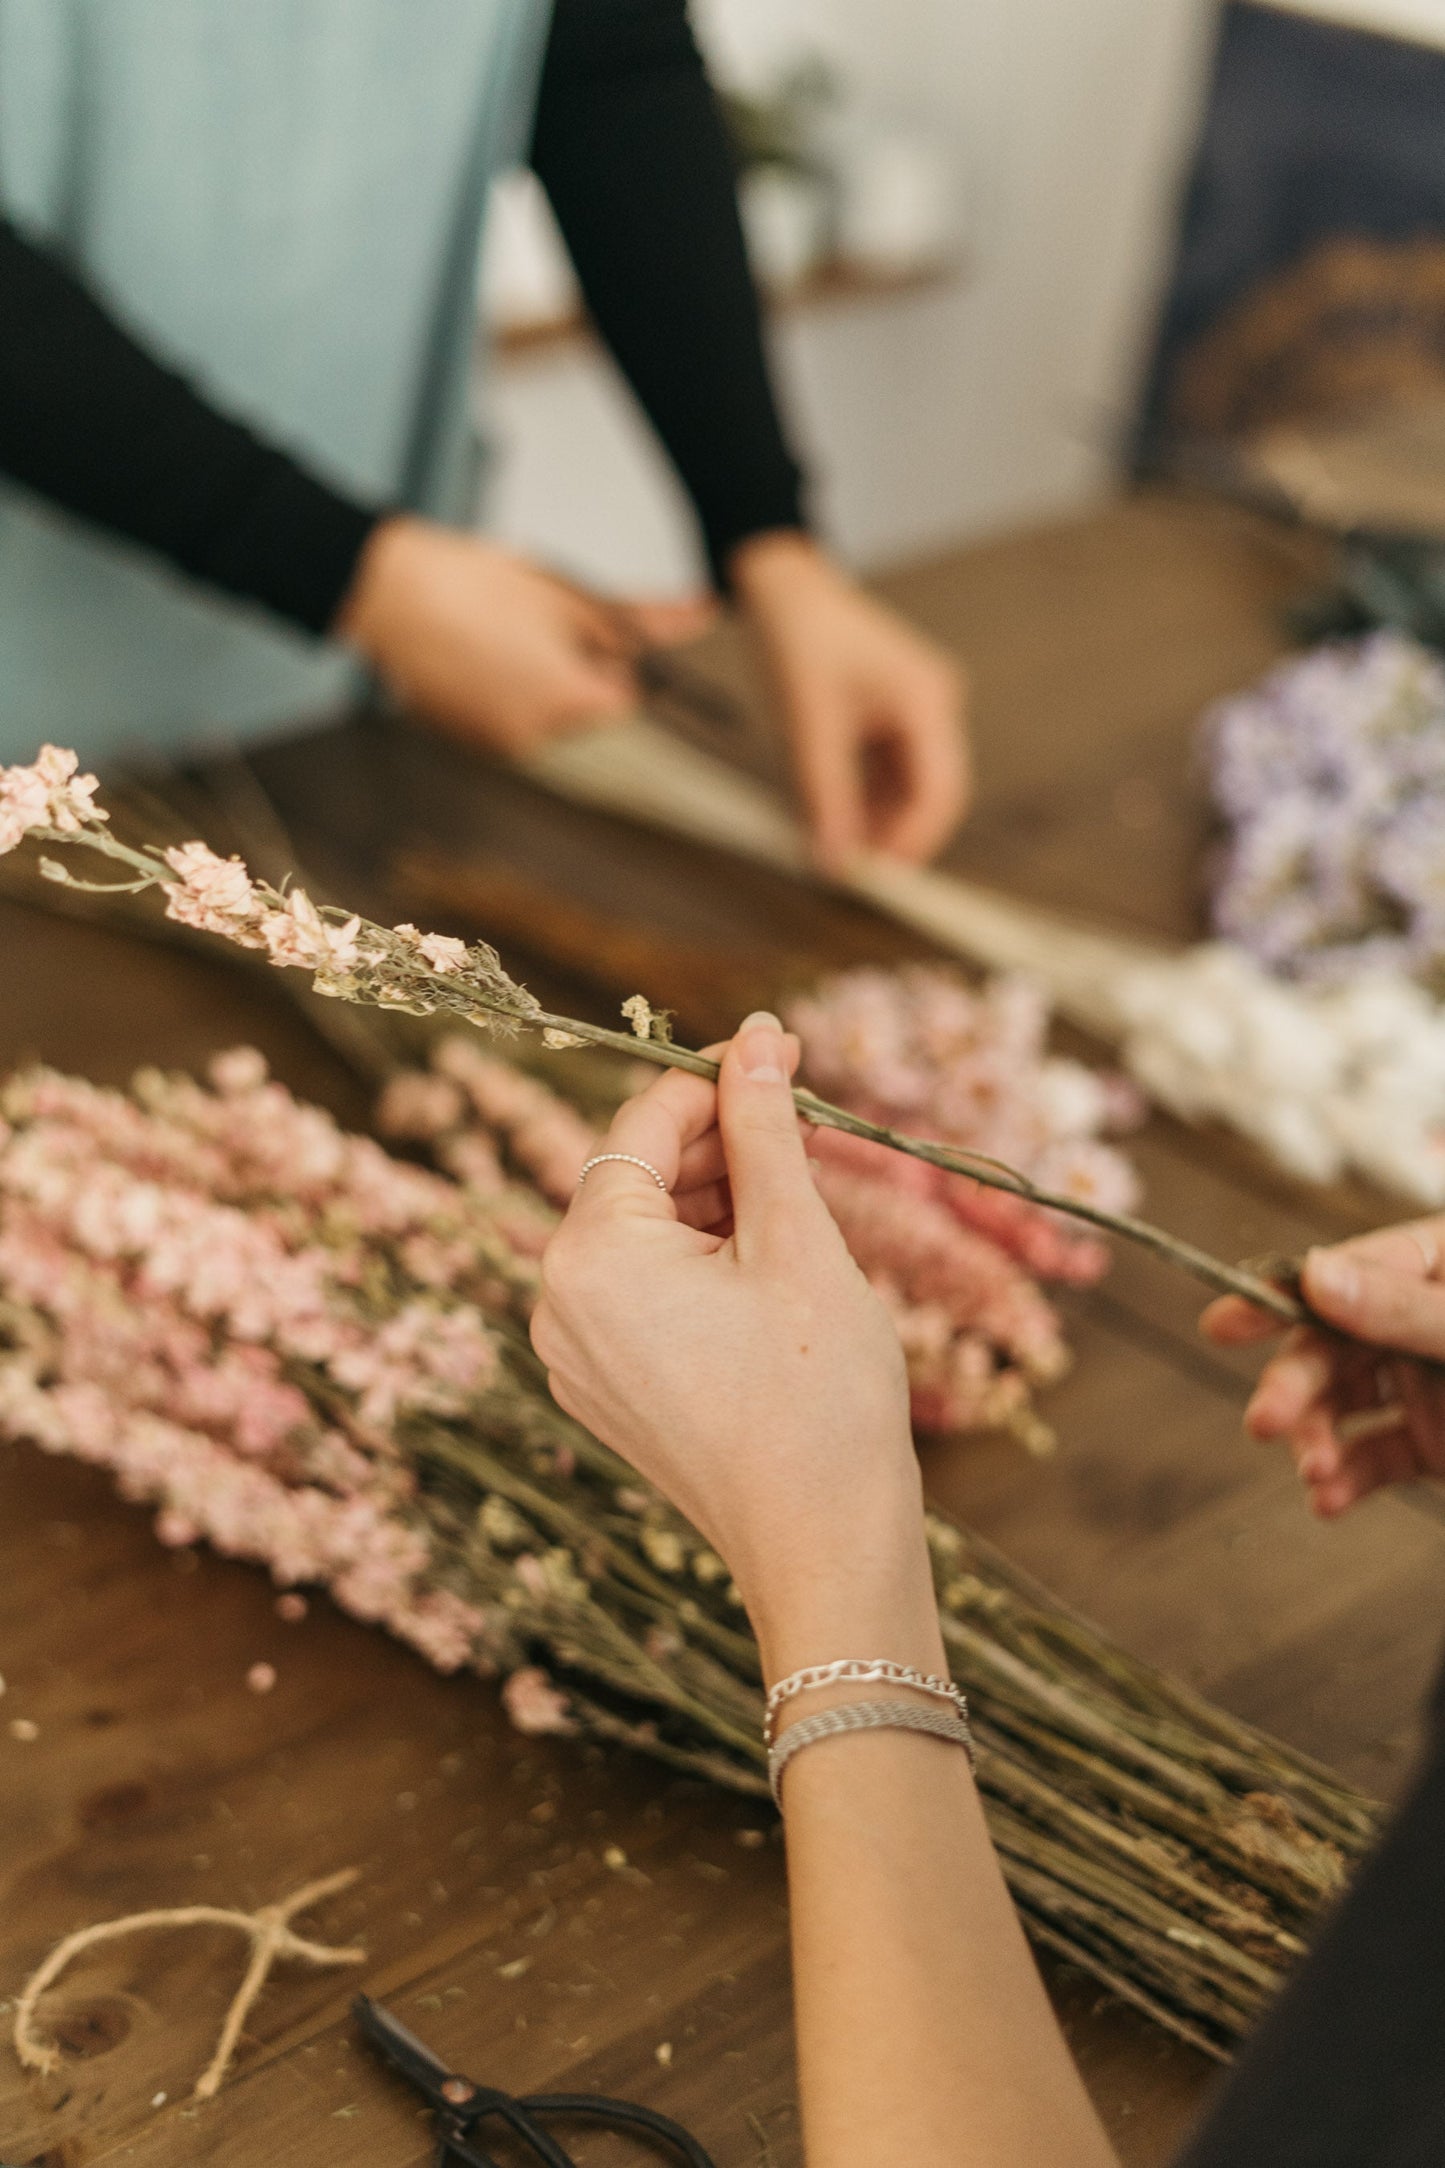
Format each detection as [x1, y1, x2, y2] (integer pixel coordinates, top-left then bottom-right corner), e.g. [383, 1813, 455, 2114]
[753, 1495, 1117, 2168]
[0, 217, 377, 633]
[530, 0, 808, 588]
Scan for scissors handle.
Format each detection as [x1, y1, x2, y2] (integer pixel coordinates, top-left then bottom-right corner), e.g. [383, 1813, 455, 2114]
[522, 2090, 718, 2166]
[355, 1994, 717, 2166]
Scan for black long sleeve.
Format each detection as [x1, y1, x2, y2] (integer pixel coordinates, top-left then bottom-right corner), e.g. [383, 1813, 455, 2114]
[0, 218, 379, 635]
[0, 0, 807, 626]
[530, 0, 809, 587]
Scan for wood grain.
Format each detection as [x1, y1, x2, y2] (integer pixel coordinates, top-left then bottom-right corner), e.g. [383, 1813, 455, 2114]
[1, 492, 1437, 2168]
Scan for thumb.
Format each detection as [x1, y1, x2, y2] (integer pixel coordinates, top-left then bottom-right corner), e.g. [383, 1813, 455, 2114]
[1303, 1246, 1445, 1359]
[717, 1010, 818, 1264]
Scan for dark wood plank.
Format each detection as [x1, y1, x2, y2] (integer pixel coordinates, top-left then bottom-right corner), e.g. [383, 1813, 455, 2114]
[0, 898, 370, 1130]
[0, 1448, 791, 2166]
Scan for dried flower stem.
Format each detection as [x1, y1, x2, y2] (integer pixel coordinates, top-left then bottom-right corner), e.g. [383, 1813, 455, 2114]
[19, 807, 1301, 1323]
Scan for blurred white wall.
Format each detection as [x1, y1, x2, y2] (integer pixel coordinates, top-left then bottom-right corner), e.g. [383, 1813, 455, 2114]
[482, 0, 1222, 592]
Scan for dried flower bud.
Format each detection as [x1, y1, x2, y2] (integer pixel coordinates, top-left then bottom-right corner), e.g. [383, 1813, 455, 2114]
[640, 1527, 686, 1575]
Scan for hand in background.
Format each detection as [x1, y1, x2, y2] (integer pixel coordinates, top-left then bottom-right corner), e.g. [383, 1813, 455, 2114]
[1202, 1221, 1445, 1516]
[731, 531, 971, 871]
[529, 1011, 925, 1649]
[336, 514, 712, 757]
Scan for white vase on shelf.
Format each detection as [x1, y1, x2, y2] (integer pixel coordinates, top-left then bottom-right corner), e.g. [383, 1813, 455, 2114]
[738, 165, 831, 290]
[826, 122, 958, 277]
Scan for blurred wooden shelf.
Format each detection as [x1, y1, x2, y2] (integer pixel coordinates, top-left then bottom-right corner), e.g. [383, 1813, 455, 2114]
[492, 254, 960, 361]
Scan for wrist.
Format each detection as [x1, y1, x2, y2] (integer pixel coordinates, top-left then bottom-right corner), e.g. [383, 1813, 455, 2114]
[332, 512, 427, 656]
[744, 1481, 943, 1687]
[727, 528, 837, 609]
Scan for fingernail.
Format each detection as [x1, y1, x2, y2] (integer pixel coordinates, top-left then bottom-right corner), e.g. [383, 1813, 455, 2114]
[737, 1011, 786, 1082]
[1306, 1248, 1359, 1306]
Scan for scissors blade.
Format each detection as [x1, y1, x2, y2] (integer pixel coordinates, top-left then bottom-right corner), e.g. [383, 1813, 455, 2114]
[636, 649, 747, 738]
[353, 1994, 462, 2108]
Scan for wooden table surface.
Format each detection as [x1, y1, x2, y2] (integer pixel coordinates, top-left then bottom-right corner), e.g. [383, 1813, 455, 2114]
[4, 491, 1443, 2168]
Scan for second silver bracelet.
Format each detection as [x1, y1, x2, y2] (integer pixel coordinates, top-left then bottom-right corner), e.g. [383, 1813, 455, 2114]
[768, 1696, 977, 1807]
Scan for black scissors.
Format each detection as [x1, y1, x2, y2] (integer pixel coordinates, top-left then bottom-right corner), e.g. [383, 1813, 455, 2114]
[354, 1994, 719, 2167]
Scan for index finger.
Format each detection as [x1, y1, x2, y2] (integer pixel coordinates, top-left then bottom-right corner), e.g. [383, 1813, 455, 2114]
[792, 701, 865, 873]
[871, 682, 970, 865]
[1201, 1293, 1287, 1346]
[568, 1059, 721, 1227]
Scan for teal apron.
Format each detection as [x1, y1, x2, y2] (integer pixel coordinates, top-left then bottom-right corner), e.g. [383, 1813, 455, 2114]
[0, 0, 551, 761]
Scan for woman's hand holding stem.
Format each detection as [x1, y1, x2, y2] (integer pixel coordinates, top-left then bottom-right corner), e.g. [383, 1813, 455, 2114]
[533, 1014, 1119, 2168]
[531, 1016, 1445, 2165]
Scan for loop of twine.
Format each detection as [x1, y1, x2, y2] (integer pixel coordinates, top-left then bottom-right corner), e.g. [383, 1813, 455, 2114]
[14, 1868, 365, 2102]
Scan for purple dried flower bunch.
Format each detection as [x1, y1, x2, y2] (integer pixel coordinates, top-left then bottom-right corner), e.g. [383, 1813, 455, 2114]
[1207, 631, 1445, 984]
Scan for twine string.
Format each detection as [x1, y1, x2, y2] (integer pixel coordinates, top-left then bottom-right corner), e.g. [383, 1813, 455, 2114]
[14, 1868, 365, 2101]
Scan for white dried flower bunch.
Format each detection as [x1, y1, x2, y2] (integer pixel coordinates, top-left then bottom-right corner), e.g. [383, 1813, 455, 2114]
[1114, 945, 1445, 1204]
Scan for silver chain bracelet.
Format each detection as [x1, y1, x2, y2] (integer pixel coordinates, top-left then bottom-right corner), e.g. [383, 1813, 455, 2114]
[764, 1657, 967, 1745]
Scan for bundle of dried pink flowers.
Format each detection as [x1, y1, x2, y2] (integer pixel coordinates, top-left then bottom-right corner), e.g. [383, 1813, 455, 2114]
[0, 1050, 1377, 2059]
[0, 1054, 530, 1672]
[0, 1051, 766, 1764]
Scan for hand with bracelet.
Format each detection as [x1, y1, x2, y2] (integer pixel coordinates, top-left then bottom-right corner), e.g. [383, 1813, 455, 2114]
[540, 1025, 1445, 2167]
[533, 1012, 1115, 2168]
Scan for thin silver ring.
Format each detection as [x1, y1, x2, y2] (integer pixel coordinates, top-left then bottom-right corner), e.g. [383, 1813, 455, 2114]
[577, 1152, 669, 1192]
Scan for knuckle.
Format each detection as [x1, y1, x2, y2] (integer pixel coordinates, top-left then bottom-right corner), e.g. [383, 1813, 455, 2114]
[542, 1235, 611, 1314]
[528, 1304, 556, 1367]
[538, 1233, 579, 1300]
[547, 1369, 585, 1425]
